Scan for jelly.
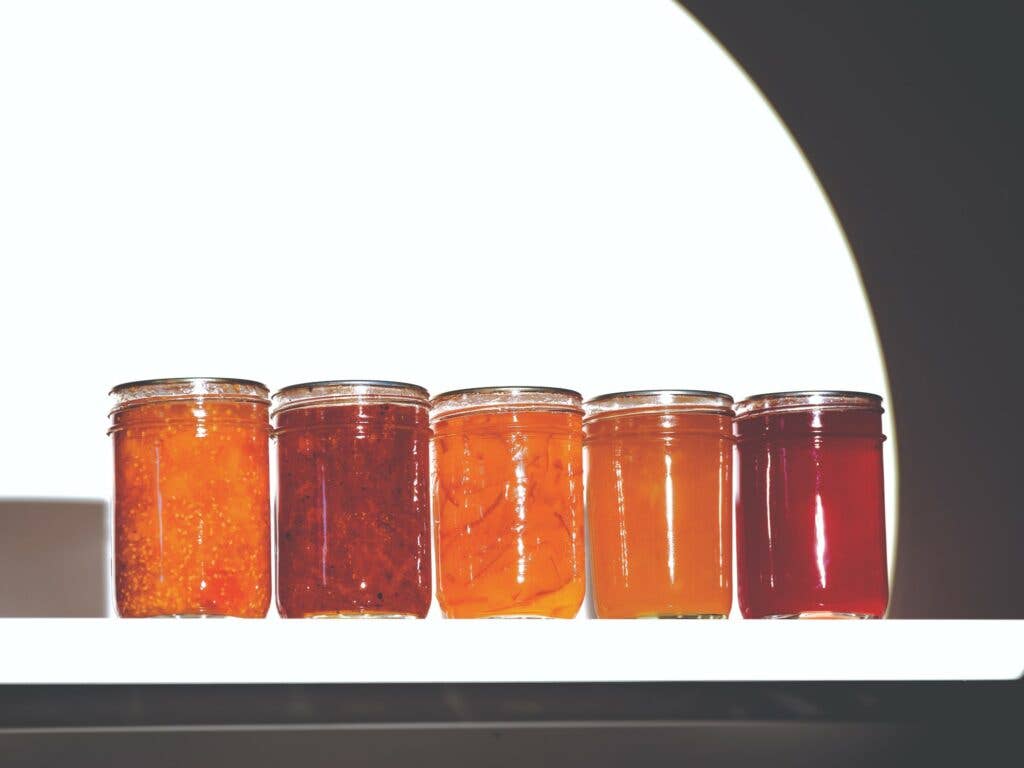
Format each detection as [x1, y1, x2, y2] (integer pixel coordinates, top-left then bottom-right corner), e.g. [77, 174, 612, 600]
[734, 391, 888, 619]
[585, 391, 733, 618]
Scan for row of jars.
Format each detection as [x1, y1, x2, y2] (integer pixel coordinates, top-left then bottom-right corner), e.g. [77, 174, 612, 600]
[109, 378, 889, 620]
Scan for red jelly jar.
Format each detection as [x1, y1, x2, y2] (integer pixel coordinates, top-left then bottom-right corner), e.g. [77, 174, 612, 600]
[273, 381, 432, 618]
[734, 391, 888, 619]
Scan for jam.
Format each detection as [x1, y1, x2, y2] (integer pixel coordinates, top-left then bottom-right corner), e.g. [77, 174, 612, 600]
[734, 391, 889, 619]
[274, 382, 431, 618]
[585, 391, 733, 618]
[431, 388, 585, 618]
[110, 378, 271, 618]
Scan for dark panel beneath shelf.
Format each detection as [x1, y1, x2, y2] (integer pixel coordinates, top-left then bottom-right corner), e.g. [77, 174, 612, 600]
[0, 721, 1017, 767]
[0, 681, 1019, 729]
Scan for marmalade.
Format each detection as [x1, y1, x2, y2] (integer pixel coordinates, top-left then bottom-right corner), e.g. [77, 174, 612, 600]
[431, 387, 585, 618]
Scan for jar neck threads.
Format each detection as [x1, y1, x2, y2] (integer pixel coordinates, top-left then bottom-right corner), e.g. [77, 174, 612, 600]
[109, 377, 270, 415]
[734, 390, 883, 420]
[272, 380, 429, 419]
[584, 390, 733, 426]
[430, 386, 583, 424]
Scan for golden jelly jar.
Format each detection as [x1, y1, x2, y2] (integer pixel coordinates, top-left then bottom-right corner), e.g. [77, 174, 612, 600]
[584, 390, 734, 619]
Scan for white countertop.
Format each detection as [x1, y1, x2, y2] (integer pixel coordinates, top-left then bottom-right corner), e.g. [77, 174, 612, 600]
[2, 619, 1019, 684]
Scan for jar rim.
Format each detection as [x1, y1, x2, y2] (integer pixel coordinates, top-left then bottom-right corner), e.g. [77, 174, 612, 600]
[584, 389, 734, 421]
[109, 377, 270, 410]
[110, 377, 269, 395]
[431, 386, 583, 422]
[735, 390, 883, 418]
[433, 385, 582, 400]
[272, 380, 430, 417]
[274, 379, 428, 398]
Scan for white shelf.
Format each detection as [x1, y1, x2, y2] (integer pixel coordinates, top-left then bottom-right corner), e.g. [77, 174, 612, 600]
[2, 619, 1020, 684]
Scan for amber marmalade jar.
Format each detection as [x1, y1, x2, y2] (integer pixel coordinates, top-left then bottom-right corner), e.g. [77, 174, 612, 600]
[109, 378, 272, 618]
[734, 391, 888, 619]
[584, 390, 734, 619]
[431, 387, 585, 618]
[273, 380, 432, 618]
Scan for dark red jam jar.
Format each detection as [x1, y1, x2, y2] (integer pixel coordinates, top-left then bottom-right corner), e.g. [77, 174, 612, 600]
[273, 381, 432, 618]
[734, 391, 889, 619]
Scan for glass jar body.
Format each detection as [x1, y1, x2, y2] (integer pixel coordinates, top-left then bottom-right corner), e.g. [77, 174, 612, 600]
[110, 382, 271, 618]
[275, 398, 432, 618]
[734, 396, 888, 619]
[432, 393, 585, 618]
[585, 408, 732, 619]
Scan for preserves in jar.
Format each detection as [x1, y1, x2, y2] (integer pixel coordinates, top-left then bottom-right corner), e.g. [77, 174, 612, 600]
[734, 391, 888, 619]
[109, 378, 271, 618]
[273, 381, 431, 618]
[431, 387, 585, 618]
[584, 390, 733, 618]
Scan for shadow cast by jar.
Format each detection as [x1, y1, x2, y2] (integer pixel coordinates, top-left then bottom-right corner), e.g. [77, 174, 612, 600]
[0, 498, 109, 617]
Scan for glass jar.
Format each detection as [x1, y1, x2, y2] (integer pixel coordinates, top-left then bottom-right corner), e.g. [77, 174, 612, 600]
[734, 391, 889, 619]
[109, 378, 272, 618]
[273, 380, 432, 618]
[584, 390, 734, 619]
[431, 387, 585, 618]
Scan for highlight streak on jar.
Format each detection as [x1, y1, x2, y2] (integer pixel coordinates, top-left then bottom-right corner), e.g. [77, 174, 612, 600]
[664, 452, 675, 586]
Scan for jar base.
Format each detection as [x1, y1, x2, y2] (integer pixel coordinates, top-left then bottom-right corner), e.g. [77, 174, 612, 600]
[632, 613, 729, 620]
[762, 611, 879, 620]
[444, 618, 577, 622]
[295, 611, 422, 619]
[134, 618, 243, 622]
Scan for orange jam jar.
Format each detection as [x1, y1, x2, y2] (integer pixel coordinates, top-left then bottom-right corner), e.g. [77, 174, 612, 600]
[109, 378, 272, 618]
[431, 387, 585, 618]
[584, 390, 734, 619]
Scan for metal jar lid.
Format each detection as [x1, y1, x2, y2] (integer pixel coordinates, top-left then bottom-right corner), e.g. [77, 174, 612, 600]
[109, 377, 270, 410]
[430, 386, 583, 423]
[271, 380, 430, 418]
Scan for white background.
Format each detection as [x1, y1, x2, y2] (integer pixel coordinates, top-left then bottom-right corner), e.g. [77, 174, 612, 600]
[0, 1, 897, 626]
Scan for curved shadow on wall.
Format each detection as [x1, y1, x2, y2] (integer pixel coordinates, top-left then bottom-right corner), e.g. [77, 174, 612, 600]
[668, 0, 901, 613]
[679, 1, 1024, 617]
